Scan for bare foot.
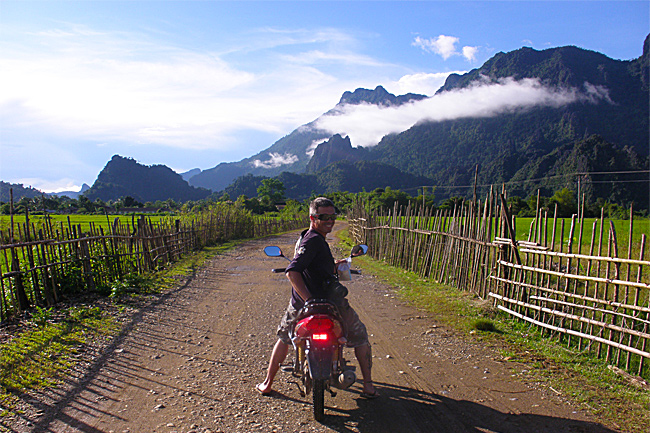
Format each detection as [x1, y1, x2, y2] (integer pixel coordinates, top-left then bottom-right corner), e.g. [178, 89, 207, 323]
[255, 383, 272, 396]
[362, 381, 377, 397]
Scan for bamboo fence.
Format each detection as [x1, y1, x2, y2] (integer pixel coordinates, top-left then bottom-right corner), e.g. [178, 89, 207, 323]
[0, 206, 308, 321]
[348, 192, 650, 379]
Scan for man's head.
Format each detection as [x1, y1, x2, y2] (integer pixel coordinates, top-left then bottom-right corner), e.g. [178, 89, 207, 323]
[309, 197, 337, 236]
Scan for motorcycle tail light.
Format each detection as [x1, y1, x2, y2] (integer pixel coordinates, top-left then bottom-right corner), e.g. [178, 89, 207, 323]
[295, 314, 343, 339]
[312, 333, 329, 341]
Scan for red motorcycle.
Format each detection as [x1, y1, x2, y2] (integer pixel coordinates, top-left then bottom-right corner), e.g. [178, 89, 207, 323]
[263, 244, 368, 421]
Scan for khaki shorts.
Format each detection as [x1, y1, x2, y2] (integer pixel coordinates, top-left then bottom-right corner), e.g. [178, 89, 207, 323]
[277, 299, 369, 348]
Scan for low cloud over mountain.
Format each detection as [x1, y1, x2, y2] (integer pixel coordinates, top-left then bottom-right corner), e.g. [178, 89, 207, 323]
[313, 78, 613, 148]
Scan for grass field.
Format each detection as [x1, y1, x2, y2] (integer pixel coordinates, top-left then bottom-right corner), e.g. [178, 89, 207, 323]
[513, 217, 650, 254]
[0, 214, 173, 235]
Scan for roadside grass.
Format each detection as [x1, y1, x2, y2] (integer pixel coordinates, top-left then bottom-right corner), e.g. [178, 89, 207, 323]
[338, 229, 649, 433]
[0, 240, 241, 420]
[0, 305, 118, 418]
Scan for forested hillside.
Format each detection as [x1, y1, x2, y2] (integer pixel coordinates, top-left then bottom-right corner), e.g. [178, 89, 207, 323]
[215, 35, 649, 208]
[360, 37, 649, 206]
[84, 155, 211, 203]
[0, 182, 44, 202]
[189, 86, 426, 191]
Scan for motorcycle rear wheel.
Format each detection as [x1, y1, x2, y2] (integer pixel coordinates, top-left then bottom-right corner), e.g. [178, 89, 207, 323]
[313, 379, 325, 421]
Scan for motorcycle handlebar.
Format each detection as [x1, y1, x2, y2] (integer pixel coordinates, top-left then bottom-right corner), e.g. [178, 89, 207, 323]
[271, 268, 360, 275]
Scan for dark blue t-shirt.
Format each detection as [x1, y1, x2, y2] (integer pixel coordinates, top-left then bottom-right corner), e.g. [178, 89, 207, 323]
[285, 228, 335, 309]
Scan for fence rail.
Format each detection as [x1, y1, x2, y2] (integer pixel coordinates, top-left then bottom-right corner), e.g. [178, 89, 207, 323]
[348, 193, 650, 379]
[1, 206, 308, 321]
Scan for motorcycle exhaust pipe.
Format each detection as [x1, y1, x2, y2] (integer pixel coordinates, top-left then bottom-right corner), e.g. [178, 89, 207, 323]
[334, 370, 356, 389]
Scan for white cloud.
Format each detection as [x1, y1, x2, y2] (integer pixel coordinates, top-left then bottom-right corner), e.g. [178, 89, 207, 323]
[413, 35, 480, 63]
[0, 24, 367, 154]
[281, 50, 385, 67]
[583, 82, 613, 104]
[413, 35, 459, 60]
[313, 78, 611, 148]
[384, 71, 466, 96]
[462, 46, 479, 62]
[251, 152, 299, 169]
[15, 178, 81, 194]
[306, 139, 328, 158]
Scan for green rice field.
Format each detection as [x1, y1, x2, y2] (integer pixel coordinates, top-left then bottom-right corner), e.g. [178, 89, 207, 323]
[0, 214, 173, 235]
[512, 217, 650, 255]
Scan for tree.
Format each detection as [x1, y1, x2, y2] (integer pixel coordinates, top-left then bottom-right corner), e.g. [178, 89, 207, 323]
[280, 199, 306, 217]
[123, 196, 143, 208]
[257, 178, 285, 209]
[368, 187, 411, 211]
[164, 198, 179, 210]
[439, 196, 465, 211]
[77, 196, 95, 213]
[507, 196, 533, 216]
[550, 188, 577, 217]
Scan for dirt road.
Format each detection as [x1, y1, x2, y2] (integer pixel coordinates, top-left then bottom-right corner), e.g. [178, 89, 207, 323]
[14, 227, 617, 433]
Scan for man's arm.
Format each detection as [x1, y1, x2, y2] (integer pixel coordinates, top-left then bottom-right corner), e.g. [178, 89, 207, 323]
[286, 270, 311, 302]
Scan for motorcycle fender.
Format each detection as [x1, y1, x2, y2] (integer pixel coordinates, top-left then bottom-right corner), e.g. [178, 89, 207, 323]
[306, 346, 334, 380]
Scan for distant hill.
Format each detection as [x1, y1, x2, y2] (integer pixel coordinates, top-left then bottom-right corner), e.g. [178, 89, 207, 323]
[0, 181, 45, 202]
[338, 85, 427, 106]
[305, 134, 368, 173]
[84, 155, 211, 203]
[0, 182, 91, 203]
[180, 168, 201, 182]
[224, 159, 433, 201]
[189, 85, 426, 191]
[51, 183, 91, 199]
[511, 135, 649, 207]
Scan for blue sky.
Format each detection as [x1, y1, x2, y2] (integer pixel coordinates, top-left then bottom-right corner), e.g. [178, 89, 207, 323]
[1, 1, 648, 193]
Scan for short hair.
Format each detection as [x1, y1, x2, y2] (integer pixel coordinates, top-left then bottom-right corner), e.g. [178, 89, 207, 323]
[309, 197, 335, 215]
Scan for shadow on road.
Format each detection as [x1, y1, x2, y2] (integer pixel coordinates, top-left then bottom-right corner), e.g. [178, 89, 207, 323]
[320, 381, 618, 433]
[11, 266, 201, 433]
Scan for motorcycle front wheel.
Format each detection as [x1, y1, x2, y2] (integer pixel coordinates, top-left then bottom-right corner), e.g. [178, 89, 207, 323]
[312, 379, 325, 421]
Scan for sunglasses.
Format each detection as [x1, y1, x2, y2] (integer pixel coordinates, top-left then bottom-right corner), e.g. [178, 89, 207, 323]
[311, 213, 337, 221]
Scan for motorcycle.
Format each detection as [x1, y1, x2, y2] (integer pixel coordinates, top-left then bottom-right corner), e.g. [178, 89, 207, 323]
[263, 243, 368, 421]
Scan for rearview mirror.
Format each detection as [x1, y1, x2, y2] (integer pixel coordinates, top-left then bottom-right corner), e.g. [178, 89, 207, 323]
[264, 246, 284, 257]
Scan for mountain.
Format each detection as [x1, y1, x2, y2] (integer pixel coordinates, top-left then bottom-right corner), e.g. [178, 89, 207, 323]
[51, 183, 91, 199]
[189, 125, 328, 192]
[0, 182, 91, 202]
[180, 168, 202, 182]
[0, 181, 45, 202]
[360, 36, 649, 205]
[82, 35, 648, 208]
[189, 85, 426, 191]
[198, 36, 649, 209]
[84, 155, 211, 203]
[432, 41, 648, 155]
[314, 160, 432, 195]
[511, 135, 649, 208]
[305, 134, 368, 173]
[339, 85, 427, 106]
[224, 160, 433, 201]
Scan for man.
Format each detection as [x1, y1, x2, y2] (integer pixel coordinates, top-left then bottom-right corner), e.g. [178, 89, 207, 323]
[256, 197, 377, 398]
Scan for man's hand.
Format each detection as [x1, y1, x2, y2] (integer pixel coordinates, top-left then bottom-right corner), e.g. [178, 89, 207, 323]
[286, 270, 312, 302]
